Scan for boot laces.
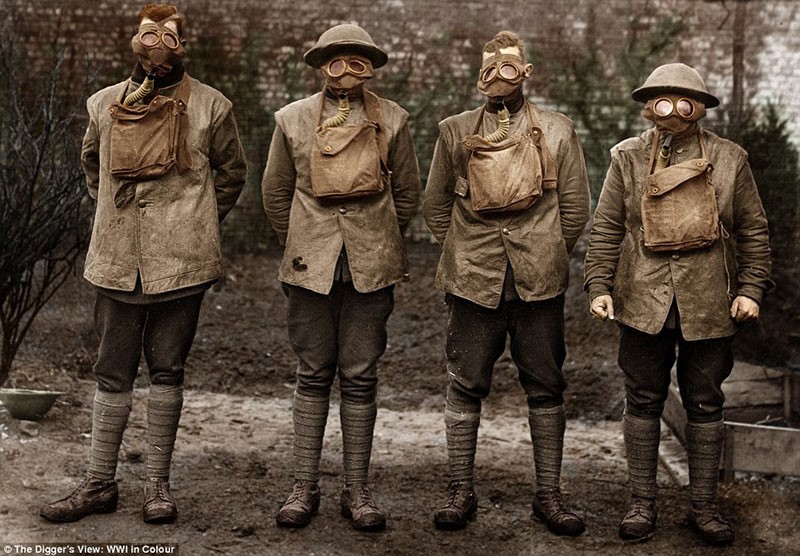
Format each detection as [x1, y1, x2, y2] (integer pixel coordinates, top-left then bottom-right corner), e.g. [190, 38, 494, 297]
[68, 477, 92, 503]
[625, 496, 655, 522]
[286, 481, 313, 505]
[445, 482, 473, 508]
[349, 485, 379, 511]
[537, 487, 566, 513]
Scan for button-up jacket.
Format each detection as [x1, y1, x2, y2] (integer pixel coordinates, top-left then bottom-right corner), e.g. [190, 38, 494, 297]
[584, 127, 772, 340]
[82, 76, 247, 294]
[262, 92, 421, 294]
[423, 101, 590, 308]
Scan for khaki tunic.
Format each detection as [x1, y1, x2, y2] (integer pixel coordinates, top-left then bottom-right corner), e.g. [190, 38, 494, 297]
[584, 127, 772, 340]
[262, 92, 421, 295]
[423, 101, 591, 308]
[82, 76, 247, 294]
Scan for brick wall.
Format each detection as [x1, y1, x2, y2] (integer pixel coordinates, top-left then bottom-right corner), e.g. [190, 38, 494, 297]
[3, 0, 798, 243]
[6, 0, 797, 127]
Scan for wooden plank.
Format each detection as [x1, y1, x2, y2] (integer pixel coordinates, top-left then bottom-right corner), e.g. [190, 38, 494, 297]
[722, 378, 784, 408]
[726, 362, 785, 382]
[723, 421, 800, 477]
[723, 405, 785, 425]
[793, 372, 800, 418]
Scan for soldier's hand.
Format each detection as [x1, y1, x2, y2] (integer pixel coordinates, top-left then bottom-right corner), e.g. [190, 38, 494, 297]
[730, 295, 760, 322]
[590, 295, 615, 321]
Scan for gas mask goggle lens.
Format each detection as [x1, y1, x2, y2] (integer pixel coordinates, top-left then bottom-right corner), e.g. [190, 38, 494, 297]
[480, 61, 522, 83]
[138, 27, 181, 50]
[323, 57, 372, 79]
[653, 97, 697, 119]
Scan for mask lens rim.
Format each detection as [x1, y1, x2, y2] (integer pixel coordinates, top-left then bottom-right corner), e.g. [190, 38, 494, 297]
[676, 98, 695, 118]
[162, 31, 180, 49]
[498, 63, 519, 80]
[140, 31, 160, 47]
[327, 59, 347, 78]
[481, 66, 497, 83]
[653, 98, 674, 118]
[348, 59, 367, 74]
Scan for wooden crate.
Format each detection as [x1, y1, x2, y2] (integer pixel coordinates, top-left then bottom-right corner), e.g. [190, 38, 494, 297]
[663, 361, 800, 478]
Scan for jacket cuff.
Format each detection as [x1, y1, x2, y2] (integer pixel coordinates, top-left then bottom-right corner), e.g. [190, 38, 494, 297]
[587, 283, 612, 300]
[735, 286, 763, 305]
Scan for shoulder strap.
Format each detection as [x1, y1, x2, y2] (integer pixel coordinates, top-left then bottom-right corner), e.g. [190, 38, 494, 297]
[363, 89, 389, 167]
[526, 101, 558, 187]
[647, 129, 661, 174]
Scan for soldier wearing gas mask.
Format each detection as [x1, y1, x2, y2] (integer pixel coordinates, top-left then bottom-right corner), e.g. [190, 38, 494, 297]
[584, 63, 772, 546]
[423, 31, 590, 535]
[262, 23, 420, 531]
[40, 3, 246, 525]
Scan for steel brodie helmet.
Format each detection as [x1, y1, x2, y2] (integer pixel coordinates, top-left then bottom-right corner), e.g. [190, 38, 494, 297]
[632, 63, 719, 108]
[304, 24, 388, 69]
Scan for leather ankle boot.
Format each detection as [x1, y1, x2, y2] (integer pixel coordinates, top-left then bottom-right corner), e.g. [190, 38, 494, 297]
[433, 482, 478, 530]
[532, 487, 585, 536]
[619, 495, 657, 541]
[689, 501, 734, 546]
[276, 480, 320, 528]
[340, 485, 386, 531]
[143, 478, 177, 524]
[40, 477, 118, 523]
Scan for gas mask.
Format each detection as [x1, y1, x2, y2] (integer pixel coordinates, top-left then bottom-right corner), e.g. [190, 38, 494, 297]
[131, 15, 187, 77]
[319, 55, 375, 128]
[322, 55, 375, 93]
[477, 53, 530, 99]
[643, 94, 706, 135]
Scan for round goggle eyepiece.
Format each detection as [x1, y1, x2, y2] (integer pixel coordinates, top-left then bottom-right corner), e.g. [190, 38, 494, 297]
[326, 58, 369, 78]
[481, 62, 520, 83]
[653, 97, 696, 119]
[138, 29, 180, 50]
[498, 63, 520, 80]
[140, 31, 160, 47]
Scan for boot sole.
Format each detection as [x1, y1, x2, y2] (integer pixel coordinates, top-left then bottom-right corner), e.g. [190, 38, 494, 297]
[40, 498, 118, 523]
[433, 504, 477, 531]
[688, 518, 734, 546]
[532, 502, 585, 537]
[143, 510, 178, 524]
[619, 528, 656, 543]
[340, 506, 386, 532]
[619, 516, 657, 543]
[276, 497, 320, 528]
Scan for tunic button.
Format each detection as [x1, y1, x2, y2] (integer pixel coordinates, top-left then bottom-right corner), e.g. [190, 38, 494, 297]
[324, 146, 332, 152]
[671, 253, 680, 260]
[339, 207, 347, 214]
[138, 200, 147, 208]
[502, 227, 510, 235]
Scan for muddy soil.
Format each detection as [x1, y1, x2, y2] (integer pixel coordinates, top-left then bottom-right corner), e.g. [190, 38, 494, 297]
[1, 240, 798, 555]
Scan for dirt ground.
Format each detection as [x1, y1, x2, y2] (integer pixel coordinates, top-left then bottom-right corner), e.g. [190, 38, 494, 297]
[1, 240, 799, 556]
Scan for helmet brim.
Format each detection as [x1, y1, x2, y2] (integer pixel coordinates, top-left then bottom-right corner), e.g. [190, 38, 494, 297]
[304, 41, 388, 69]
[632, 85, 720, 108]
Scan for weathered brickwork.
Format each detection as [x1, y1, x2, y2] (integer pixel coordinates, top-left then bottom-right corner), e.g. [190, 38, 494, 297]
[5, 0, 798, 126]
[3, 0, 798, 242]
